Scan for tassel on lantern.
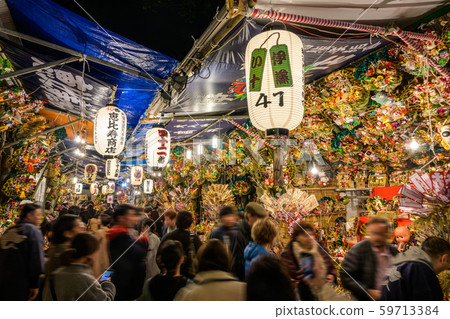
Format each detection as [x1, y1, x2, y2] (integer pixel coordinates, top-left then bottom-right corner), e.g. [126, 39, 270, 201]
[27, 163, 34, 173]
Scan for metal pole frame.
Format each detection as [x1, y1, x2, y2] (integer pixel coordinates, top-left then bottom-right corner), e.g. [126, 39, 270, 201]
[3, 119, 82, 149]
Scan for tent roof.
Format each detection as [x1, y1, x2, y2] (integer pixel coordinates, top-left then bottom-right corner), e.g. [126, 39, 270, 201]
[254, 0, 449, 27]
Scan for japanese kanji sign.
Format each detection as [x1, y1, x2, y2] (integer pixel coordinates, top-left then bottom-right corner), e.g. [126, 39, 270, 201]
[94, 105, 127, 156]
[84, 164, 97, 183]
[249, 48, 267, 92]
[270, 44, 292, 88]
[145, 127, 171, 169]
[74, 183, 83, 195]
[105, 158, 121, 180]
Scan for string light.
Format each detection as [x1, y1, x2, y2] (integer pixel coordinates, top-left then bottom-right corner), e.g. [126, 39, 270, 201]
[409, 138, 419, 151]
[126, 178, 130, 183]
[311, 164, 319, 175]
[72, 177, 78, 184]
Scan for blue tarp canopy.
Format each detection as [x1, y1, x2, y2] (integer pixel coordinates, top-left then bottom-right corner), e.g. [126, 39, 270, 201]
[3, 0, 441, 175]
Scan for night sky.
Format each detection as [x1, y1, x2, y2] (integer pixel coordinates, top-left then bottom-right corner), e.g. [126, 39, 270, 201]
[53, 0, 224, 61]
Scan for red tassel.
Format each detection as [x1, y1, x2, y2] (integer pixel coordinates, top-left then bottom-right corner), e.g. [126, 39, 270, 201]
[27, 163, 34, 173]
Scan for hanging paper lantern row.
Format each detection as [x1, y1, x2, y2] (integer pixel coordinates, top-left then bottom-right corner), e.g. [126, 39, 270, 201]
[74, 183, 83, 195]
[85, 164, 97, 183]
[245, 29, 304, 133]
[105, 158, 121, 180]
[131, 166, 144, 186]
[90, 183, 99, 196]
[107, 181, 115, 194]
[144, 179, 154, 194]
[94, 105, 127, 156]
[145, 126, 171, 169]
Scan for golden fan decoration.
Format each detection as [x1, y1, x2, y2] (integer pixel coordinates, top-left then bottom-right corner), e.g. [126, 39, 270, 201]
[202, 184, 235, 222]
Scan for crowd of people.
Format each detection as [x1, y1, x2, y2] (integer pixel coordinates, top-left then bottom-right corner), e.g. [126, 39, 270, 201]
[0, 201, 449, 301]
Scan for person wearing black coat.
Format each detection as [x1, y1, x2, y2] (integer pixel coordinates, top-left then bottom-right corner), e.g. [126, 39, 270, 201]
[381, 237, 450, 301]
[209, 206, 247, 281]
[160, 211, 202, 279]
[340, 218, 398, 301]
[106, 204, 148, 301]
[0, 204, 45, 301]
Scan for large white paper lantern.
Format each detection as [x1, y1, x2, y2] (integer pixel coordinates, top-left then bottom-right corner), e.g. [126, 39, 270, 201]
[94, 104, 127, 156]
[107, 181, 115, 194]
[101, 185, 108, 195]
[85, 164, 97, 183]
[74, 183, 83, 194]
[105, 158, 120, 180]
[131, 166, 144, 186]
[145, 126, 170, 169]
[144, 179, 154, 194]
[90, 183, 99, 195]
[245, 29, 304, 134]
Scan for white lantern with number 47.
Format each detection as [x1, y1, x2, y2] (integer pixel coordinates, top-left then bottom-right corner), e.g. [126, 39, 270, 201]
[245, 29, 304, 135]
[94, 104, 127, 156]
[145, 125, 170, 169]
[144, 179, 153, 194]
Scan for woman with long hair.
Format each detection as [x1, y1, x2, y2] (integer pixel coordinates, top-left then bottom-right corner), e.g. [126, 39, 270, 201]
[43, 233, 115, 301]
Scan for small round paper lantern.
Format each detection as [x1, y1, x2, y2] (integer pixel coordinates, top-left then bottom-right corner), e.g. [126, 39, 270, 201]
[131, 166, 144, 186]
[145, 125, 170, 169]
[105, 158, 121, 180]
[94, 104, 127, 156]
[74, 183, 83, 194]
[90, 183, 99, 195]
[245, 29, 304, 135]
[144, 179, 153, 194]
[85, 164, 97, 183]
[107, 181, 115, 194]
[101, 185, 108, 195]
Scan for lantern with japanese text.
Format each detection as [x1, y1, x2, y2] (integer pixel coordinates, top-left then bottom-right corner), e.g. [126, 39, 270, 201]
[145, 125, 171, 169]
[85, 164, 97, 183]
[144, 179, 153, 194]
[105, 158, 121, 180]
[107, 181, 115, 194]
[90, 183, 99, 196]
[101, 185, 108, 195]
[131, 166, 144, 186]
[74, 183, 83, 194]
[94, 104, 127, 156]
[245, 29, 304, 135]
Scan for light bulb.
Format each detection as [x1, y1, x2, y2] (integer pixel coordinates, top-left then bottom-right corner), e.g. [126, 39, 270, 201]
[72, 177, 78, 184]
[81, 139, 86, 144]
[126, 178, 130, 183]
[311, 166, 319, 175]
[212, 135, 218, 149]
[75, 135, 81, 143]
[186, 149, 192, 160]
[409, 139, 419, 151]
